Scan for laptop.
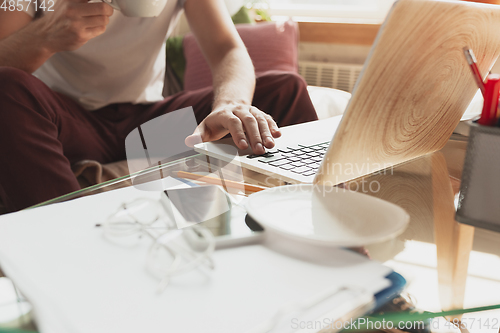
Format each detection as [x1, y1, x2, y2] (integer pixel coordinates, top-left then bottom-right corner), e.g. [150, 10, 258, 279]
[195, 0, 500, 185]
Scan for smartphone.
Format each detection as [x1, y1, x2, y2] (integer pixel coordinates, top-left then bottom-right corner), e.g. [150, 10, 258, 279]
[160, 187, 264, 249]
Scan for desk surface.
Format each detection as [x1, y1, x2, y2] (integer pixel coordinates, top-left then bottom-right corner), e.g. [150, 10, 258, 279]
[8, 135, 500, 332]
[347, 135, 500, 332]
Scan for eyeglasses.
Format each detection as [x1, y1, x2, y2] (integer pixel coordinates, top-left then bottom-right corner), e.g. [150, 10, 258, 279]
[98, 198, 215, 293]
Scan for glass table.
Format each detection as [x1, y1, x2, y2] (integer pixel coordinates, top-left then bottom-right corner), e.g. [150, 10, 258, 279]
[2, 134, 500, 333]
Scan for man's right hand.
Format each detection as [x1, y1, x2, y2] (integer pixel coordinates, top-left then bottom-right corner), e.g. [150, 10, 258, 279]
[37, 0, 114, 52]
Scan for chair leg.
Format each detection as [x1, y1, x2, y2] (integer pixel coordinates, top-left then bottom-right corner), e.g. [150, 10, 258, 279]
[432, 153, 475, 318]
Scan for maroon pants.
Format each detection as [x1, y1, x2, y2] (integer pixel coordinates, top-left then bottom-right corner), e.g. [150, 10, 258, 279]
[0, 67, 317, 212]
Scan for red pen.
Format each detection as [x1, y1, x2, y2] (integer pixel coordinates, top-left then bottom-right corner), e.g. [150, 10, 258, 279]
[463, 48, 486, 96]
[478, 74, 500, 126]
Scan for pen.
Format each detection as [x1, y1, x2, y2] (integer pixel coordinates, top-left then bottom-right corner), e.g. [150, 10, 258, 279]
[176, 171, 267, 193]
[463, 48, 485, 96]
[478, 74, 500, 126]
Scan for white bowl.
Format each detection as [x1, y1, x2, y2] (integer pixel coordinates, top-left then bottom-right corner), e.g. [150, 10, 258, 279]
[246, 184, 409, 247]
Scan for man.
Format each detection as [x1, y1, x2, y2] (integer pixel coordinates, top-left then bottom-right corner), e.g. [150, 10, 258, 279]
[0, 0, 318, 212]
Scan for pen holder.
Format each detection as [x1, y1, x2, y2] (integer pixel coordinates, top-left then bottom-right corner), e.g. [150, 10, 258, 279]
[456, 121, 500, 232]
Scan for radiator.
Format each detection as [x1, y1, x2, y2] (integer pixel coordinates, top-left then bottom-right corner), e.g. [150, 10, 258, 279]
[298, 61, 363, 93]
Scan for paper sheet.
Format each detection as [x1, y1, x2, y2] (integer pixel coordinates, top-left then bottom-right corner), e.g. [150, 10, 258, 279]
[0, 186, 392, 333]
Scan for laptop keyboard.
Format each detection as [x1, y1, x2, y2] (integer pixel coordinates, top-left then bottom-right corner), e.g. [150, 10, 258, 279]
[246, 142, 330, 177]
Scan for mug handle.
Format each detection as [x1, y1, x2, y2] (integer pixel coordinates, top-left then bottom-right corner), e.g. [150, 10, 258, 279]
[102, 0, 120, 11]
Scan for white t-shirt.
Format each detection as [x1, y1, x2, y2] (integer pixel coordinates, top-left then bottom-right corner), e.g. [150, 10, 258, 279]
[23, 0, 185, 110]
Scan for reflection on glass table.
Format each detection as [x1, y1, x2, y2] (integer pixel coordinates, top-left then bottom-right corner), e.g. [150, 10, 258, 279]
[346, 137, 500, 332]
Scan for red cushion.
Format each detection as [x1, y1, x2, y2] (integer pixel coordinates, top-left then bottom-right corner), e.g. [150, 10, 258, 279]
[183, 21, 299, 91]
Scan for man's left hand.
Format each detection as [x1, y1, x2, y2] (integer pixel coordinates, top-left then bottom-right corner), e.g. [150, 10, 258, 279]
[185, 104, 281, 155]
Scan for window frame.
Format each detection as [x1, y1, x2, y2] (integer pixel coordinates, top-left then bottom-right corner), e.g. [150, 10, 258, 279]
[263, 0, 396, 23]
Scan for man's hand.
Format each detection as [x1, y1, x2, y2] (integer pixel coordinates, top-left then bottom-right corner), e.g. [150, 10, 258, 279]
[0, 0, 113, 72]
[184, 0, 281, 155]
[185, 103, 282, 155]
[37, 0, 114, 52]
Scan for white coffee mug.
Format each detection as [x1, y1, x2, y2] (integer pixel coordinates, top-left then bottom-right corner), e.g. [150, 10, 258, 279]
[102, 0, 168, 17]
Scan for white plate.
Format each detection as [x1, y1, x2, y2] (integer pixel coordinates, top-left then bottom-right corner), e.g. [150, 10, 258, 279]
[246, 184, 409, 247]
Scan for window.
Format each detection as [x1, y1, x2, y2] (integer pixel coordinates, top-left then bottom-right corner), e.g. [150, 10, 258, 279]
[264, 0, 397, 22]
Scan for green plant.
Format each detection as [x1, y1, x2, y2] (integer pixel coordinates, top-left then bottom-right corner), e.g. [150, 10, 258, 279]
[245, 0, 271, 22]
